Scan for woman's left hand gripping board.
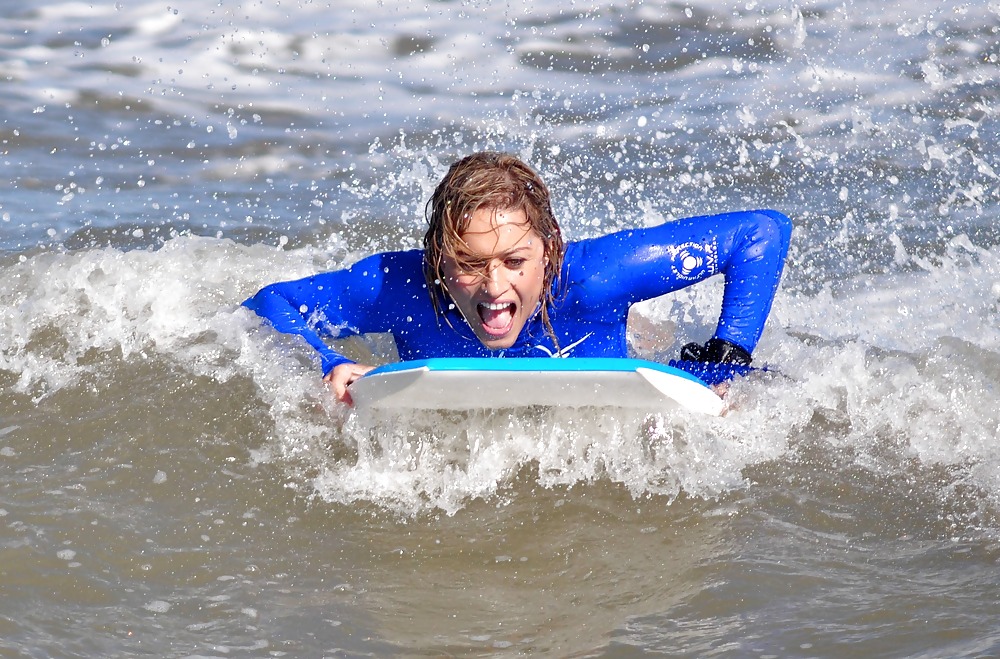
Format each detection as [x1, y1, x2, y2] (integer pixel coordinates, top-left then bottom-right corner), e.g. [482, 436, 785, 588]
[324, 362, 376, 406]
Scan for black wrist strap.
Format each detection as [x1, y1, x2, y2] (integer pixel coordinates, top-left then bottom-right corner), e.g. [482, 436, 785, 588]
[680, 338, 752, 366]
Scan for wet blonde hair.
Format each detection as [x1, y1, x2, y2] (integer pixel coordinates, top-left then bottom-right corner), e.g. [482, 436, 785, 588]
[423, 151, 564, 344]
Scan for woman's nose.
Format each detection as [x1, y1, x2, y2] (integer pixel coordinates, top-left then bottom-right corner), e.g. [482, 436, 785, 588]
[483, 262, 507, 295]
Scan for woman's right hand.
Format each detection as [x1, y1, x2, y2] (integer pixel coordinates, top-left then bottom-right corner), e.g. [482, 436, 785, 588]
[324, 362, 375, 406]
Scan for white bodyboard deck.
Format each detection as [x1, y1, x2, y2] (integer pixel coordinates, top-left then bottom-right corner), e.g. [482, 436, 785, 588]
[349, 357, 724, 416]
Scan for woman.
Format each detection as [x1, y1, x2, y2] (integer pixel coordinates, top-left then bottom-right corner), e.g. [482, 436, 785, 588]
[244, 152, 792, 403]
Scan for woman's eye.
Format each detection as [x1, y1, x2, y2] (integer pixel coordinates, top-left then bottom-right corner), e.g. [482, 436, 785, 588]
[505, 258, 526, 268]
[458, 259, 487, 273]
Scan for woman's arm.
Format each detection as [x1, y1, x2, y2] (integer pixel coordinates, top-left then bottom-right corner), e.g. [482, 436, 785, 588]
[242, 250, 419, 375]
[243, 273, 354, 375]
[569, 209, 792, 358]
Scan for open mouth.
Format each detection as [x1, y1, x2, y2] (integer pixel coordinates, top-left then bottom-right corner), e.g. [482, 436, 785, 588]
[477, 301, 516, 337]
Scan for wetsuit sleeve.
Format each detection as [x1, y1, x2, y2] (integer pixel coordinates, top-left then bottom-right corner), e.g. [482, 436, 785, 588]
[569, 210, 792, 354]
[242, 252, 400, 375]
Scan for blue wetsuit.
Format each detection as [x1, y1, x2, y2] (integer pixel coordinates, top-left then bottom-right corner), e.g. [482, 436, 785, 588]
[244, 210, 792, 379]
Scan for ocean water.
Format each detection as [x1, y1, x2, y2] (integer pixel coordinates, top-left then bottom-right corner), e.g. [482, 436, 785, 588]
[1, 0, 999, 656]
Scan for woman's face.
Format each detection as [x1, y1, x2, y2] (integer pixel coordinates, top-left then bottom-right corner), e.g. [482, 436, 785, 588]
[442, 206, 547, 349]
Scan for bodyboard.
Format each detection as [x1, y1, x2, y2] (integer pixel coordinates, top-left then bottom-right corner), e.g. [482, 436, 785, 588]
[348, 357, 725, 416]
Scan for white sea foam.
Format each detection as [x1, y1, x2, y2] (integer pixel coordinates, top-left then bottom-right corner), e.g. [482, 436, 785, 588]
[1, 227, 997, 514]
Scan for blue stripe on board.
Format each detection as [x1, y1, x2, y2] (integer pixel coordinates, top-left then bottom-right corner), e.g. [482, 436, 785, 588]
[365, 357, 715, 387]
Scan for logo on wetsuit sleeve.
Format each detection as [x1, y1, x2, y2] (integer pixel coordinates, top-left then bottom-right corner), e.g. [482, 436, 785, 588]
[668, 240, 718, 281]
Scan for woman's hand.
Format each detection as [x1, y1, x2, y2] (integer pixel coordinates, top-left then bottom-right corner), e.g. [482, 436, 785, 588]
[324, 363, 375, 406]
